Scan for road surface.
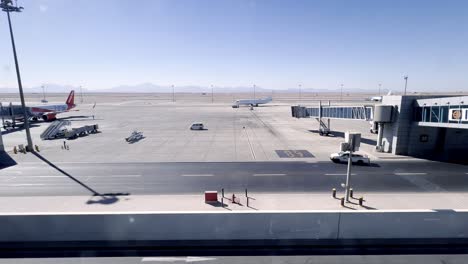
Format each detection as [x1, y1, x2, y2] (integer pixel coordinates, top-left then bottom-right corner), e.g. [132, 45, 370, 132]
[0, 160, 466, 196]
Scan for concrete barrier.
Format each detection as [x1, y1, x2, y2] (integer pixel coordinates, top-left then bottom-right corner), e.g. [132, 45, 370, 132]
[1, 210, 468, 243]
[0, 212, 339, 242]
[338, 209, 468, 239]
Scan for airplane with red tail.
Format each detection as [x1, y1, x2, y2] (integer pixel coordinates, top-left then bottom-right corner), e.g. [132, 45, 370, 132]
[29, 90, 76, 121]
[0, 90, 76, 125]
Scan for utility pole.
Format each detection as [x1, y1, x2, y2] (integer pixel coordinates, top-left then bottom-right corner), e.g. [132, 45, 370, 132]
[1, 0, 33, 151]
[80, 85, 84, 103]
[41, 85, 47, 103]
[340, 84, 344, 102]
[378, 83, 382, 96]
[345, 149, 353, 202]
[172, 85, 175, 102]
[298, 84, 302, 104]
[211, 85, 214, 103]
[403, 75, 408, 95]
[253, 84, 256, 100]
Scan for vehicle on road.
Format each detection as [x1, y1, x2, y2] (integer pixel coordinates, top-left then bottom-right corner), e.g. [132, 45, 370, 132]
[126, 130, 144, 143]
[190, 122, 205, 130]
[330, 152, 371, 165]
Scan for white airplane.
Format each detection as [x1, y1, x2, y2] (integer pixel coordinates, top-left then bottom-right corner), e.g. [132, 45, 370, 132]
[0, 90, 76, 125]
[232, 97, 272, 108]
[29, 90, 76, 121]
[368, 91, 393, 102]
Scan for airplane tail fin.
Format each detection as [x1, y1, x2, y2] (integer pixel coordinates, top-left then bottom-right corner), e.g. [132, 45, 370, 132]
[66, 90, 75, 109]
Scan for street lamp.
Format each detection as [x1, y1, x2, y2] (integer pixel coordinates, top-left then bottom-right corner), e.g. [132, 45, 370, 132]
[172, 85, 175, 102]
[298, 84, 302, 104]
[340, 84, 344, 102]
[253, 84, 256, 100]
[1, 0, 33, 151]
[378, 83, 382, 96]
[403, 75, 408, 95]
[41, 85, 47, 103]
[211, 85, 214, 103]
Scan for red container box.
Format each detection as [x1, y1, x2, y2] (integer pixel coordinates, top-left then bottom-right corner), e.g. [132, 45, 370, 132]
[204, 191, 218, 203]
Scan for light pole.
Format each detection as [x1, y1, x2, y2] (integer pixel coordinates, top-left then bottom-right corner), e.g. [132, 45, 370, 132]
[403, 75, 408, 95]
[211, 85, 214, 103]
[378, 83, 382, 96]
[253, 84, 256, 100]
[80, 85, 84, 103]
[41, 85, 47, 103]
[1, 0, 33, 151]
[340, 84, 344, 102]
[172, 85, 175, 102]
[298, 84, 302, 104]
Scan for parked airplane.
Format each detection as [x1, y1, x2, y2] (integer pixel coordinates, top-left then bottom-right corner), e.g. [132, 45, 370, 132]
[232, 97, 272, 108]
[0, 90, 76, 128]
[29, 90, 76, 121]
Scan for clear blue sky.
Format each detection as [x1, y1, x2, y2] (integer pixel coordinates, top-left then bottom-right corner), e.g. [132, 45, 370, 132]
[1, 0, 468, 92]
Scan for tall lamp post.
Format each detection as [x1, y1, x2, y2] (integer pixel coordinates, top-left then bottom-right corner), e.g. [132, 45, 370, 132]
[211, 85, 214, 103]
[403, 75, 408, 95]
[253, 84, 256, 100]
[172, 85, 175, 102]
[298, 84, 302, 104]
[1, 0, 33, 151]
[340, 84, 344, 102]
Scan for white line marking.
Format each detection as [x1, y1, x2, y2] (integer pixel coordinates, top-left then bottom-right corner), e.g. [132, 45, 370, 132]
[86, 175, 142, 178]
[244, 128, 256, 160]
[15, 175, 141, 178]
[325, 173, 357, 176]
[181, 174, 214, 177]
[253, 173, 286, 176]
[0, 184, 46, 187]
[105, 174, 141, 178]
[394, 172, 427, 175]
[142, 257, 217, 262]
[21, 176, 67, 178]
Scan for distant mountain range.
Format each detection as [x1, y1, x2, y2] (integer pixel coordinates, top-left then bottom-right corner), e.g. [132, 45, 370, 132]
[0, 83, 380, 94]
[0, 83, 465, 94]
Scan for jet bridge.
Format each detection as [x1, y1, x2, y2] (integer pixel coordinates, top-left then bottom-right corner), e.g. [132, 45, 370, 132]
[291, 102, 375, 136]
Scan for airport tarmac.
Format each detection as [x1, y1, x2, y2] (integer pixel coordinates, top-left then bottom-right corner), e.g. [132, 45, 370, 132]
[1, 92, 385, 163]
[1, 93, 466, 212]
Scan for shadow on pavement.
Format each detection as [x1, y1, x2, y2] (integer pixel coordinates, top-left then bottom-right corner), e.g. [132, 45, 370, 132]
[32, 152, 129, 205]
[0, 151, 17, 169]
[207, 201, 231, 210]
[308, 130, 377, 146]
[1, 124, 41, 135]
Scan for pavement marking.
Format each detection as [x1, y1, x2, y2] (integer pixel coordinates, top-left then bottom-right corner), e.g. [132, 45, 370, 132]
[106, 174, 141, 178]
[86, 174, 142, 178]
[142, 257, 217, 262]
[181, 174, 214, 177]
[394, 172, 427, 176]
[253, 173, 286, 176]
[324, 173, 357, 176]
[244, 127, 257, 160]
[21, 176, 67, 178]
[0, 184, 46, 187]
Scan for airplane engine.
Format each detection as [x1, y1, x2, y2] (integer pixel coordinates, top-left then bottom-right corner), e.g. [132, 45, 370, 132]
[42, 113, 57, 122]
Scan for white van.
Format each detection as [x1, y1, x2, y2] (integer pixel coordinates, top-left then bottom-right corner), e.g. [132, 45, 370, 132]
[190, 122, 204, 130]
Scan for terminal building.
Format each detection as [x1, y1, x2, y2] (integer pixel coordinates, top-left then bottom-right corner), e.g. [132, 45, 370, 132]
[292, 95, 468, 164]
